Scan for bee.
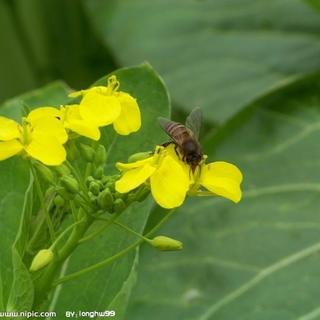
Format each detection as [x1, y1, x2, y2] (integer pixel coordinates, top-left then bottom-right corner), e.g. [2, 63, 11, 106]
[158, 107, 203, 172]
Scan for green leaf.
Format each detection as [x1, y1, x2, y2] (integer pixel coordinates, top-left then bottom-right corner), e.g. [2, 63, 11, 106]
[127, 72, 320, 319]
[0, 271, 4, 311]
[305, 0, 320, 12]
[7, 248, 34, 314]
[84, 0, 320, 124]
[52, 64, 170, 317]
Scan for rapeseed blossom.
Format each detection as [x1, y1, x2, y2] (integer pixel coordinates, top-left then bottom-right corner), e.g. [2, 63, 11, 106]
[115, 144, 242, 209]
[0, 109, 67, 165]
[69, 75, 141, 135]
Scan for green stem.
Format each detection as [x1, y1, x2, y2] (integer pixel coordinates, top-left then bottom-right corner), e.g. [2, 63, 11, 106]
[96, 217, 150, 242]
[53, 209, 175, 286]
[32, 210, 94, 308]
[78, 212, 122, 244]
[50, 220, 83, 251]
[30, 165, 56, 243]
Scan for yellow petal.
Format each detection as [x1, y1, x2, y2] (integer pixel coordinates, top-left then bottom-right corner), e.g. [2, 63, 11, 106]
[25, 134, 66, 166]
[0, 117, 20, 141]
[113, 92, 141, 135]
[31, 117, 68, 144]
[200, 161, 243, 203]
[64, 105, 100, 140]
[0, 140, 23, 161]
[116, 156, 154, 171]
[115, 163, 155, 193]
[150, 155, 189, 209]
[79, 92, 121, 127]
[27, 107, 61, 124]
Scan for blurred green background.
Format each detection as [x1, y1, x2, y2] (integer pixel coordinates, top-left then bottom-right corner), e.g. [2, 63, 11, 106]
[3, 0, 320, 319]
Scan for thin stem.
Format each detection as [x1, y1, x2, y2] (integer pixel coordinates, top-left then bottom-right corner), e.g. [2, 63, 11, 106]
[96, 217, 150, 242]
[30, 165, 56, 243]
[50, 220, 83, 251]
[54, 209, 175, 286]
[78, 212, 121, 244]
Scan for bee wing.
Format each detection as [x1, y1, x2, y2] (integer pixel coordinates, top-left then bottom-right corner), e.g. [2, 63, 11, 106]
[185, 107, 202, 139]
[158, 117, 179, 142]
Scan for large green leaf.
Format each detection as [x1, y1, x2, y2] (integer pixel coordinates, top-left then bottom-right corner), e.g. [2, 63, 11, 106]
[126, 72, 320, 319]
[84, 0, 320, 124]
[0, 64, 170, 317]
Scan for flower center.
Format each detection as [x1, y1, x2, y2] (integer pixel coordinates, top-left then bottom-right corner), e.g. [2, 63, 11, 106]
[105, 75, 120, 95]
[20, 118, 33, 146]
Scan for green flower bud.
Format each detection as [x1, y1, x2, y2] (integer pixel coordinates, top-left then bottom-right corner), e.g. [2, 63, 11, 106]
[53, 194, 65, 208]
[30, 249, 54, 272]
[85, 162, 93, 177]
[33, 162, 55, 184]
[61, 176, 79, 194]
[97, 188, 113, 211]
[88, 191, 97, 204]
[53, 164, 71, 176]
[149, 236, 183, 251]
[67, 141, 80, 161]
[56, 188, 74, 200]
[113, 198, 126, 213]
[89, 181, 101, 196]
[128, 151, 152, 163]
[85, 176, 95, 187]
[101, 175, 111, 185]
[93, 166, 104, 179]
[94, 145, 107, 166]
[80, 143, 95, 162]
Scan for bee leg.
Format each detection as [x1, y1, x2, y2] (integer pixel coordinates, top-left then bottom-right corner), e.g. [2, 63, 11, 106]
[174, 144, 181, 159]
[161, 141, 174, 148]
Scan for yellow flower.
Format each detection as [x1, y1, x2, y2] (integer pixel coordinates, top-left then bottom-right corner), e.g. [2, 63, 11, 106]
[69, 75, 141, 135]
[29, 105, 101, 140]
[0, 109, 68, 165]
[115, 144, 242, 209]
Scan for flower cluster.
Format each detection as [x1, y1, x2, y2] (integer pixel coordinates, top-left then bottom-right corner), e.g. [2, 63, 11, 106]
[0, 74, 242, 209]
[0, 75, 141, 165]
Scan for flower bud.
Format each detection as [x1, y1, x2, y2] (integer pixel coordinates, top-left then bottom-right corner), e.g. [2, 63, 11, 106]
[53, 164, 71, 176]
[149, 236, 183, 251]
[128, 152, 152, 163]
[85, 176, 95, 187]
[89, 181, 101, 196]
[33, 162, 55, 184]
[60, 176, 79, 194]
[30, 249, 54, 272]
[93, 166, 104, 179]
[94, 145, 107, 166]
[80, 143, 95, 162]
[53, 194, 65, 208]
[67, 141, 80, 161]
[113, 198, 126, 213]
[97, 188, 113, 211]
